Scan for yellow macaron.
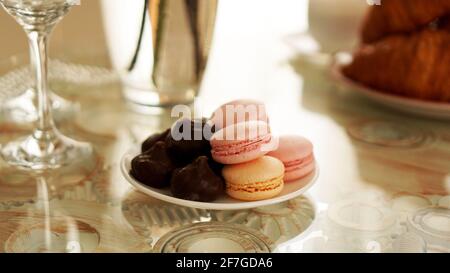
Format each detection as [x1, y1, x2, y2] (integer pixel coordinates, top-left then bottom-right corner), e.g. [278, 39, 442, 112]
[222, 156, 285, 201]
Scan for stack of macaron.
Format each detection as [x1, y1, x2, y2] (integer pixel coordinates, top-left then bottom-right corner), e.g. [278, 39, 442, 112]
[130, 99, 316, 203]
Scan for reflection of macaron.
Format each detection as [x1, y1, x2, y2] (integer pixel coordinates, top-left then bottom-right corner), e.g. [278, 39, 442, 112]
[268, 135, 315, 182]
[211, 99, 269, 130]
[222, 156, 284, 201]
[210, 121, 273, 164]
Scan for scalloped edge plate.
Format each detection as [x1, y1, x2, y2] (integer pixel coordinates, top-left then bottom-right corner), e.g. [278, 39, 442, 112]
[120, 146, 318, 210]
[330, 52, 450, 120]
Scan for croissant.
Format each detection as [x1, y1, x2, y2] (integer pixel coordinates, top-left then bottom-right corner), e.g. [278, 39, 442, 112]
[343, 29, 450, 102]
[361, 0, 450, 43]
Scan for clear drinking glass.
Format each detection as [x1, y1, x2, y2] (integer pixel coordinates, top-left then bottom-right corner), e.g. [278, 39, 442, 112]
[101, 0, 218, 109]
[0, 0, 93, 170]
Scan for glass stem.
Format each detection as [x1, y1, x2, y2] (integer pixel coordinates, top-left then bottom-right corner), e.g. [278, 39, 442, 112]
[27, 30, 55, 133]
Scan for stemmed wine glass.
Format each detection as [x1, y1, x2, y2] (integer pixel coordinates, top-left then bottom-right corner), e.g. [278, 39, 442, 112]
[0, 0, 93, 170]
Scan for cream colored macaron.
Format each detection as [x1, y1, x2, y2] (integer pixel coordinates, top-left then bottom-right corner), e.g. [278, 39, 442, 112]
[222, 156, 284, 201]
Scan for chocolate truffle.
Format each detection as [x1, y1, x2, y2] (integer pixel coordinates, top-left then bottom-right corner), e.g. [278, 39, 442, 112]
[141, 129, 170, 153]
[171, 156, 224, 202]
[166, 118, 215, 166]
[131, 141, 175, 188]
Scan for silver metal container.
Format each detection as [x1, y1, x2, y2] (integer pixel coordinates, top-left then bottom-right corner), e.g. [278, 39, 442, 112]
[101, 0, 218, 109]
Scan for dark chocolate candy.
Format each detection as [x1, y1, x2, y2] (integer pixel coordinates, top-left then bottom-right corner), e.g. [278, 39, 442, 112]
[141, 129, 170, 153]
[166, 118, 215, 166]
[131, 141, 175, 188]
[170, 156, 224, 202]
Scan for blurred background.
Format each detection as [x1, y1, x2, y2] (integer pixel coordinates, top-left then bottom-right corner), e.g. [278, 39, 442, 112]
[0, 0, 369, 66]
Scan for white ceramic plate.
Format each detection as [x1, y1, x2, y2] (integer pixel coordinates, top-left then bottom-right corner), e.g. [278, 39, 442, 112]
[330, 52, 450, 120]
[120, 147, 318, 210]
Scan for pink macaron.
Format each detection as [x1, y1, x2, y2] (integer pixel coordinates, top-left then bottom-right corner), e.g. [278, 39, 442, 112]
[210, 121, 274, 164]
[268, 135, 315, 182]
[210, 99, 269, 131]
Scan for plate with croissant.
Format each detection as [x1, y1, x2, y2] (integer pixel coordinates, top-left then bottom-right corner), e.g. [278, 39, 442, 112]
[330, 0, 450, 120]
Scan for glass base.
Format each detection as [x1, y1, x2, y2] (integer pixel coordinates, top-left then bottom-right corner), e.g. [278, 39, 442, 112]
[1, 129, 93, 171]
[122, 84, 197, 111]
[1, 88, 78, 124]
